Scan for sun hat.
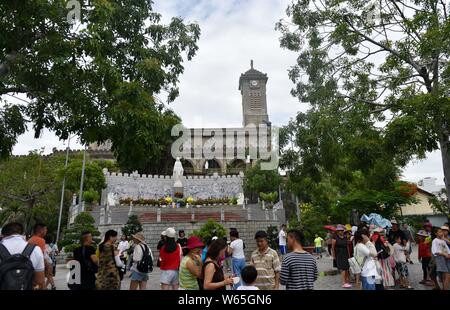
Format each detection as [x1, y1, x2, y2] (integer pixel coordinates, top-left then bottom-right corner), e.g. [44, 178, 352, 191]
[163, 227, 176, 238]
[187, 236, 204, 250]
[211, 236, 219, 241]
[345, 224, 352, 231]
[390, 219, 398, 225]
[416, 230, 428, 237]
[440, 225, 449, 231]
[132, 232, 145, 243]
[336, 224, 345, 231]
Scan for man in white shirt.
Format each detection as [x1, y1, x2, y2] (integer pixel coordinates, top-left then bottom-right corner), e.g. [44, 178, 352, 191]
[278, 225, 287, 257]
[0, 222, 45, 289]
[228, 229, 246, 289]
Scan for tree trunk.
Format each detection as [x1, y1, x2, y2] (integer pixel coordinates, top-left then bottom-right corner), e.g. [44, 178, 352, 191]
[439, 132, 450, 212]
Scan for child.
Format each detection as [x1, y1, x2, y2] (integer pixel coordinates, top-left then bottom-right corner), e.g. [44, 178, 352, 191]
[393, 236, 413, 289]
[431, 227, 450, 290]
[417, 230, 432, 285]
[236, 265, 259, 290]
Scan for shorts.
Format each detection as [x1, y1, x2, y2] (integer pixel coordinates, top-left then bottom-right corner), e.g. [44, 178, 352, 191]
[279, 245, 287, 255]
[131, 270, 149, 282]
[396, 262, 409, 278]
[435, 255, 450, 273]
[160, 270, 179, 285]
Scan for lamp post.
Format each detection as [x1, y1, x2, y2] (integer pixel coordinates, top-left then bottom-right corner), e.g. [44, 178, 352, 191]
[78, 146, 87, 212]
[56, 136, 71, 244]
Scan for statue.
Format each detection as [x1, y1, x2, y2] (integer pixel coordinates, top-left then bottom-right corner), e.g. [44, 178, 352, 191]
[173, 157, 184, 193]
[107, 192, 118, 208]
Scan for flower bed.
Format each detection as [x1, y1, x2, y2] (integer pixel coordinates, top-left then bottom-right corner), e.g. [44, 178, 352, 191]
[119, 196, 238, 207]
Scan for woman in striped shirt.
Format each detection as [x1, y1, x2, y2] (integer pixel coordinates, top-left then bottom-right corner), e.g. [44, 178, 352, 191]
[280, 229, 318, 290]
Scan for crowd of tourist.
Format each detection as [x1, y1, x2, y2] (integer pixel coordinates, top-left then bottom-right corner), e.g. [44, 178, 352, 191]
[0, 219, 448, 291]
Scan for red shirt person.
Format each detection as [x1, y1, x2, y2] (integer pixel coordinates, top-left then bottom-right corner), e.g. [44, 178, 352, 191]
[159, 227, 182, 290]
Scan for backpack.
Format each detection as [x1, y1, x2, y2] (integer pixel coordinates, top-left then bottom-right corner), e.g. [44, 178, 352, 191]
[0, 243, 36, 290]
[136, 244, 153, 273]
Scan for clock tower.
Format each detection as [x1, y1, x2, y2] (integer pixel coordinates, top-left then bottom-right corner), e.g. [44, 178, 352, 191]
[239, 60, 269, 127]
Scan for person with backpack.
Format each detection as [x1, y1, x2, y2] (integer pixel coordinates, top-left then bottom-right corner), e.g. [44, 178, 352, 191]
[72, 231, 98, 290]
[129, 232, 153, 290]
[0, 222, 45, 290]
[160, 227, 182, 290]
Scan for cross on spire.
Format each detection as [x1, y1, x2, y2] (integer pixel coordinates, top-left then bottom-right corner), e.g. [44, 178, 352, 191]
[250, 59, 253, 69]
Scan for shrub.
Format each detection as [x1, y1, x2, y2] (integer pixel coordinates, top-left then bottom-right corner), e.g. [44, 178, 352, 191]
[58, 212, 101, 254]
[83, 188, 99, 204]
[191, 219, 227, 242]
[122, 215, 143, 238]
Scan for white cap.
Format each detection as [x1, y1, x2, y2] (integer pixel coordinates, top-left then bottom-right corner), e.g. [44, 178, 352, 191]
[163, 227, 176, 238]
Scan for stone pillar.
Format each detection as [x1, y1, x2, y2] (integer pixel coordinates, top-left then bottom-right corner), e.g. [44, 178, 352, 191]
[107, 206, 112, 224]
[157, 208, 161, 223]
[262, 200, 266, 210]
[99, 207, 105, 225]
[272, 209, 278, 221]
[220, 207, 225, 221]
[81, 201, 85, 212]
[128, 201, 133, 216]
[191, 209, 195, 222]
[265, 209, 269, 220]
[247, 207, 252, 221]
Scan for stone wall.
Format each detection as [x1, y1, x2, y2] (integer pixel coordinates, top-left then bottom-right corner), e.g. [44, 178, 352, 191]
[102, 171, 244, 202]
[97, 220, 280, 260]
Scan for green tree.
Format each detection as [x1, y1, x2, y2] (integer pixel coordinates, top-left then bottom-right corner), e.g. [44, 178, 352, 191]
[59, 212, 101, 254]
[277, 0, 450, 211]
[0, 0, 200, 173]
[244, 162, 282, 202]
[429, 188, 450, 219]
[191, 219, 227, 242]
[61, 159, 106, 200]
[266, 225, 279, 250]
[0, 151, 70, 233]
[121, 215, 143, 238]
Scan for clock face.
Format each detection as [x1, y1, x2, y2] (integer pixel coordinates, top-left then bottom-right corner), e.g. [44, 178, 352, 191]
[250, 80, 259, 87]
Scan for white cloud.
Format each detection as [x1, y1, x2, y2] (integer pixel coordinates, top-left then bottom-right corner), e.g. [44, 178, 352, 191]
[9, 0, 444, 184]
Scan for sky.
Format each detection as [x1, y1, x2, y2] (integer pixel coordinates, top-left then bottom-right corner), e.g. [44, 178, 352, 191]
[10, 0, 445, 186]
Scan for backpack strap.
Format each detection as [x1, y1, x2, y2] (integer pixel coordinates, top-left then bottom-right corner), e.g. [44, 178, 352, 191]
[0, 243, 12, 261]
[22, 243, 35, 258]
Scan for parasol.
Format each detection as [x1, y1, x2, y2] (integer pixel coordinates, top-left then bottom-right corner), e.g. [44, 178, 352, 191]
[323, 225, 336, 231]
[360, 213, 392, 228]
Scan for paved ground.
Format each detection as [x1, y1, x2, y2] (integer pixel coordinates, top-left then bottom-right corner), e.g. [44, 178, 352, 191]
[54, 244, 434, 290]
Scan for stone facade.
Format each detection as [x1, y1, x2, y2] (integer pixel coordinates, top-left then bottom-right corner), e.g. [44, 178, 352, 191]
[101, 170, 244, 202]
[97, 220, 281, 260]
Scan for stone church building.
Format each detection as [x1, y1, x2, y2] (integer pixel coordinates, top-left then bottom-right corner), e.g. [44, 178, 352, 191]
[89, 61, 273, 175]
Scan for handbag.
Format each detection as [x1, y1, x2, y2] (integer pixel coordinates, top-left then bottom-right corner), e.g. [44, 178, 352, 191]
[348, 245, 366, 274]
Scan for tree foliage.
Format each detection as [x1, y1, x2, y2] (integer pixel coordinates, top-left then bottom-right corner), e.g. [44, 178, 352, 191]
[0, 151, 70, 233]
[277, 0, 450, 210]
[58, 212, 101, 254]
[191, 219, 227, 242]
[0, 0, 200, 174]
[121, 215, 143, 238]
[244, 162, 283, 200]
[61, 159, 106, 198]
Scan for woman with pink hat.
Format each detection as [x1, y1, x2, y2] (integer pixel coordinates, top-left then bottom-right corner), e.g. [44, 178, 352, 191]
[179, 236, 204, 290]
[332, 224, 352, 288]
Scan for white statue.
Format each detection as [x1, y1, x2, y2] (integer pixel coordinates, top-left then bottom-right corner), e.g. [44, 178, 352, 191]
[237, 193, 244, 205]
[173, 157, 184, 188]
[107, 192, 118, 208]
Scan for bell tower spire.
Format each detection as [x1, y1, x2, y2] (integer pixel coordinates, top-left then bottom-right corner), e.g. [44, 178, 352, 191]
[238, 62, 269, 127]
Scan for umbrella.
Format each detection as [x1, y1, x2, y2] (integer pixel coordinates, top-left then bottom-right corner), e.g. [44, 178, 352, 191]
[323, 225, 336, 231]
[360, 213, 392, 228]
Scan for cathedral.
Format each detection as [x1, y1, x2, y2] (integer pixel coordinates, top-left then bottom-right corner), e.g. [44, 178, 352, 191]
[88, 61, 273, 175]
